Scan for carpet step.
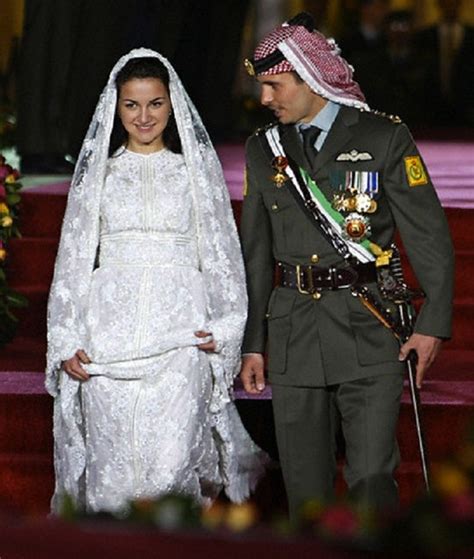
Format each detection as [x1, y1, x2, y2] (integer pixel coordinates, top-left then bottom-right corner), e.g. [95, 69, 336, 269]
[19, 191, 67, 238]
[443, 207, 474, 250]
[429, 349, 474, 380]
[7, 294, 474, 350]
[17, 194, 474, 250]
[400, 248, 474, 300]
[0, 338, 472, 381]
[0, 336, 46, 371]
[445, 298, 474, 350]
[12, 286, 48, 338]
[0, 452, 444, 516]
[0, 453, 54, 515]
[0, 391, 53, 455]
[6, 237, 58, 288]
[1, 373, 471, 461]
[7, 234, 474, 303]
[399, 383, 473, 462]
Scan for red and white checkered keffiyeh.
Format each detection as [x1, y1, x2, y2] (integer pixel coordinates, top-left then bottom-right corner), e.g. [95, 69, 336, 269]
[254, 23, 368, 109]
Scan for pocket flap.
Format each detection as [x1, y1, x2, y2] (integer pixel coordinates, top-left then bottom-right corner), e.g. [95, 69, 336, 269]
[267, 287, 297, 319]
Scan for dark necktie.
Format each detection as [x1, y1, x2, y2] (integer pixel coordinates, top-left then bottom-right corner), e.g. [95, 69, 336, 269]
[301, 125, 322, 163]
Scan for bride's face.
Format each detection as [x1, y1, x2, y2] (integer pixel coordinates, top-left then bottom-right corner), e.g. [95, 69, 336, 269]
[117, 77, 171, 153]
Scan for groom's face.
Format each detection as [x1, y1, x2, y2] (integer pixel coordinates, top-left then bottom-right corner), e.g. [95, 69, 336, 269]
[256, 72, 327, 124]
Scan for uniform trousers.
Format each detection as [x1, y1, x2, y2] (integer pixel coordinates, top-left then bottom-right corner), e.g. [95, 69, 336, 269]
[271, 373, 404, 520]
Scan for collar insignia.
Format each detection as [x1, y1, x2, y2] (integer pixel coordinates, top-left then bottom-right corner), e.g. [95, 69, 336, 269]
[336, 149, 374, 162]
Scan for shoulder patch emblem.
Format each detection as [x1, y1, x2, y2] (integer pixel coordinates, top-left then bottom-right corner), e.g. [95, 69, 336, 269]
[404, 155, 428, 187]
[336, 149, 374, 162]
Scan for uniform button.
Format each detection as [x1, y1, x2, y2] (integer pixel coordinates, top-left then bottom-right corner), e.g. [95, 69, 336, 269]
[311, 254, 319, 264]
[271, 203, 278, 211]
[312, 291, 322, 300]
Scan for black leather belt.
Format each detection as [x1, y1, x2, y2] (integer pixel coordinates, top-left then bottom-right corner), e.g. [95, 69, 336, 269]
[276, 261, 377, 293]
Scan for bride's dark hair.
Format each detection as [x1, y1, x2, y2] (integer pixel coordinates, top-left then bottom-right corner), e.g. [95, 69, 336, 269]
[109, 57, 182, 156]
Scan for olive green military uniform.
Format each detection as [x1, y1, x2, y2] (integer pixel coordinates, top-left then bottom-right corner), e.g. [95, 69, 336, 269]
[240, 106, 454, 516]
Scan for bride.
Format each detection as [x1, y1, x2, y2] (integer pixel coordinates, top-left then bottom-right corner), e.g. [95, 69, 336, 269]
[46, 48, 267, 514]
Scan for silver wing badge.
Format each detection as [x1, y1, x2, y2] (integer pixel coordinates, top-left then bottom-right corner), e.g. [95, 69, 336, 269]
[336, 149, 374, 162]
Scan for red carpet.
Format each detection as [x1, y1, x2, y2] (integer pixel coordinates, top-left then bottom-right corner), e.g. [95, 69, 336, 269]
[1, 142, 473, 516]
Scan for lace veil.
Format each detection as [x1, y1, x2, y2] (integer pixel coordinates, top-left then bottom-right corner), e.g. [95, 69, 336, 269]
[46, 49, 255, 506]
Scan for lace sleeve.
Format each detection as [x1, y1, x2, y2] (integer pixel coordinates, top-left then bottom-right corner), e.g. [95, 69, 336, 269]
[45, 150, 102, 396]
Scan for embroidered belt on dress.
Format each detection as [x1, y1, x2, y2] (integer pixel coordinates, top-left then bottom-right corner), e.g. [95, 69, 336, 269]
[99, 231, 199, 268]
[276, 261, 377, 293]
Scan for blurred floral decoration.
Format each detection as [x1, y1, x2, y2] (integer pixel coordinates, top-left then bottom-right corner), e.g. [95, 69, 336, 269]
[57, 422, 474, 557]
[0, 153, 27, 346]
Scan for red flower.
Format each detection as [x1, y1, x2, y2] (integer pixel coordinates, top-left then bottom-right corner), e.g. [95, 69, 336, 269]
[444, 492, 474, 522]
[0, 185, 6, 199]
[319, 504, 360, 539]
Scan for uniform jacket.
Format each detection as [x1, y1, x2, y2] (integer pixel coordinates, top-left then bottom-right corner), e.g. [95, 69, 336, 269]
[240, 106, 454, 387]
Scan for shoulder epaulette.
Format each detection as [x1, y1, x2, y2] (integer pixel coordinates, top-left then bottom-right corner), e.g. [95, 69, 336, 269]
[369, 109, 402, 124]
[255, 121, 278, 136]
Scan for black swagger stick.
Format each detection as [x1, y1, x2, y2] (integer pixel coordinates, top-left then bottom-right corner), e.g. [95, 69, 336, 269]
[395, 296, 431, 493]
[354, 277, 431, 493]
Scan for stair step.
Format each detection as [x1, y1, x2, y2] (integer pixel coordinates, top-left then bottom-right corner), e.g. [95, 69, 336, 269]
[0, 392, 52, 454]
[12, 286, 48, 338]
[445, 299, 474, 350]
[17, 194, 474, 250]
[398, 384, 473, 461]
[0, 453, 54, 515]
[19, 191, 66, 238]
[1, 373, 471, 462]
[6, 237, 58, 288]
[0, 336, 46, 371]
[443, 207, 474, 250]
[400, 248, 474, 299]
[429, 349, 474, 380]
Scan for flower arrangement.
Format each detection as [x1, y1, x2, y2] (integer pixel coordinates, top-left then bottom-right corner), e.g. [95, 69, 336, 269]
[56, 422, 474, 557]
[0, 153, 27, 346]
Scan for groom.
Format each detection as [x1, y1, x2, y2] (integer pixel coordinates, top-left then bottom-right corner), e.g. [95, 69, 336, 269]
[239, 13, 454, 520]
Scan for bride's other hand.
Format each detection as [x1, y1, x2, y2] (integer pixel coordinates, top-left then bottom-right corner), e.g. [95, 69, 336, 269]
[195, 331, 216, 352]
[62, 349, 91, 381]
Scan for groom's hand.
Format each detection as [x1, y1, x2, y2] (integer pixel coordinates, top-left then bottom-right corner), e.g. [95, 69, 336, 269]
[240, 353, 265, 394]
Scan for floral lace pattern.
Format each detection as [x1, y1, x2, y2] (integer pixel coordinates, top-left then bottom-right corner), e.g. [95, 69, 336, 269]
[46, 49, 268, 513]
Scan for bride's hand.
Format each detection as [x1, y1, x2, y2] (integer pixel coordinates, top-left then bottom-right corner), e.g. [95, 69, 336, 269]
[62, 349, 91, 381]
[195, 331, 216, 352]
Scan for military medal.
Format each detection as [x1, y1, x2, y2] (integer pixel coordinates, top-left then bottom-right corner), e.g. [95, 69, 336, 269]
[342, 213, 371, 242]
[271, 156, 289, 188]
[332, 171, 379, 220]
[332, 193, 358, 212]
[355, 192, 377, 213]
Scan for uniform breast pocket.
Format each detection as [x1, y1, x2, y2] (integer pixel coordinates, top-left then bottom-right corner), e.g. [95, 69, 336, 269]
[263, 193, 305, 254]
[266, 288, 297, 374]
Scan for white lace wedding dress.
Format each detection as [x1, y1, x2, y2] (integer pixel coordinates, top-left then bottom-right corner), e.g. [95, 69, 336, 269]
[47, 148, 266, 513]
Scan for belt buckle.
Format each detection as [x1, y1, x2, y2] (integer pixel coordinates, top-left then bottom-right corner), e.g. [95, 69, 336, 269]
[296, 264, 314, 295]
